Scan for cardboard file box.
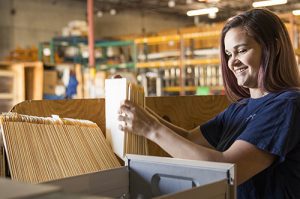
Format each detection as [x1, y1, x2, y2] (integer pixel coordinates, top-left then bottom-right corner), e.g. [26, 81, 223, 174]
[46, 154, 236, 199]
[8, 96, 229, 158]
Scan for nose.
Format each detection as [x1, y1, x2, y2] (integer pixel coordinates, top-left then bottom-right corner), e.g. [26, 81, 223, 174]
[228, 55, 241, 69]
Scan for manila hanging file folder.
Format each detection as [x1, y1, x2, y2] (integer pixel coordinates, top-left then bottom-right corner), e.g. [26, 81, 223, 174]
[105, 78, 148, 159]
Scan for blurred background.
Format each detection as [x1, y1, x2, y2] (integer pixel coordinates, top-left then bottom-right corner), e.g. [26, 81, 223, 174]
[0, 0, 299, 112]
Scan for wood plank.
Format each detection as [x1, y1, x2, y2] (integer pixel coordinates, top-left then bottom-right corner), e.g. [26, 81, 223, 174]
[0, 61, 43, 102]
[145, 95, 230, 156]
[31, 61, 43, 100]
[145, 95, 229, 129]
[75, 64, 83, 98]
[10, 63, 25, 104]
[0, 94, 14, 99]
[0, 70, 14, 77]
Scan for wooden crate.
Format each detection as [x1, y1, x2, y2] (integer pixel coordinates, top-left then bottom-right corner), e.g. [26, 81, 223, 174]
[0, 61, 43, 105]
[0, 95, 229, 177]
[0, 70, 15, 112]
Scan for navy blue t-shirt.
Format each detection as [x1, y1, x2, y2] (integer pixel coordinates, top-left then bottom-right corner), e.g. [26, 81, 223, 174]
[201, 90, 300, 199]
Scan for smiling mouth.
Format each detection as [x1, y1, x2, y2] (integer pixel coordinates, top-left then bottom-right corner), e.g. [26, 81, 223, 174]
[235, 67, 248, 74]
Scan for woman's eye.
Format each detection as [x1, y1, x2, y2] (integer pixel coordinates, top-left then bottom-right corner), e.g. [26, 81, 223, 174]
[225, 52, 232, 57]
[238, 49, 247, 53]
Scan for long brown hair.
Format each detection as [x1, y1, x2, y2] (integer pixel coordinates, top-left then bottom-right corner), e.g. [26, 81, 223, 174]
[220, 8, 300, 102]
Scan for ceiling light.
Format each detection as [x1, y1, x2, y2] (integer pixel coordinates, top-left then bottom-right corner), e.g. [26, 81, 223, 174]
[43, 48, 51, 56]
[252, 0, 287, 8]
[187, 7, 219, 16]
[110, 9, 116, 15]
[198, 0, 220, 2]
[208, 12, 217, 19]
[168, 0, 176, 8]
[206, 0, 220, 2]
[292, 10, 300, 15]
[96, 10, 103, 17]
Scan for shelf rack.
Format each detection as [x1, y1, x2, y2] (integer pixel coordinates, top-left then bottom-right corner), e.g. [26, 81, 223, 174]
[36, 16, 300, 97]
[134, 27, 223, 96]
[0, 61, 43, 112]
[94, 40, 136, 70]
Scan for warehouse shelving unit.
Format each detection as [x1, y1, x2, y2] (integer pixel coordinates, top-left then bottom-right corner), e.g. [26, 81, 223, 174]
[39, 37, 136, 69]
[0, 70, 15, 113]
[134, 23, 224, 96]
[36, 16, 300, 97]
[278, 14, 300, 69]
[94, 40, 136, 70]
[134, 17, 300, 96]
[39, 36, 89, 65]
[0, 61, 43, 112]
[39, 38, 137, 98]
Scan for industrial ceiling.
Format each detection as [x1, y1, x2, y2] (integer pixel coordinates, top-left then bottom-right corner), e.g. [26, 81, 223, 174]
[90, 0, 300, 22]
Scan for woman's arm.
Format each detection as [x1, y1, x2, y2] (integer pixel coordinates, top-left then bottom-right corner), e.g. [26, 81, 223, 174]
[149, 123, 275, 185]
[119, 100, 276, 185]
[145, 106, 214, 149]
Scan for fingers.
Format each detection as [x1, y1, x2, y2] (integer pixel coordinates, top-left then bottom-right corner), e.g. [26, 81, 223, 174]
[119, 100, 135, 115]
[118, 121, 132, 132]
[121, 99, 134, 108]
[118, 114, 131, 123]
[118, 102, 133, 132]
[118, 123, 125, 131]
[112, 74, 122, 79]
[118, 107, 133, 120]
[118, 121, 126, 131]
[118, 116, 132, 132]
[118, 100, 140, 132]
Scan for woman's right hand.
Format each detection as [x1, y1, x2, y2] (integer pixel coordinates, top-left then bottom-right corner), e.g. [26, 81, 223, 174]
[118, 100, 161, 140]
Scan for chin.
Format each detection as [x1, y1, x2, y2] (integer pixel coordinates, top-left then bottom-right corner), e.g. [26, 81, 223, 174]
[237, 79, 253, 88]
[237, 81, 247, 87]
[238, 83, 258, 89]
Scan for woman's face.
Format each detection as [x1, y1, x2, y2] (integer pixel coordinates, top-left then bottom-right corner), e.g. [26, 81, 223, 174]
[224, 27, 262, 88]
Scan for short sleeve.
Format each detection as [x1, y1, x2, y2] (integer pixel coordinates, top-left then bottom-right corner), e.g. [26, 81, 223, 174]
[237, 98, 300, 162]
[200, 109, 227, 148]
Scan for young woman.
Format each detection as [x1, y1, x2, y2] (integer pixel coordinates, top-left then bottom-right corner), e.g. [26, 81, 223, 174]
[118, 9, 300, 198]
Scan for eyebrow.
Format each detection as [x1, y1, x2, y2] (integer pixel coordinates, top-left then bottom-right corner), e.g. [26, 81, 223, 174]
[225, 43, 249, 52]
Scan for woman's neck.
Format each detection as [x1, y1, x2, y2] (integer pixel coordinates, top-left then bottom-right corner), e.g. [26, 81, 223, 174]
[249, 88, 268, 99]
